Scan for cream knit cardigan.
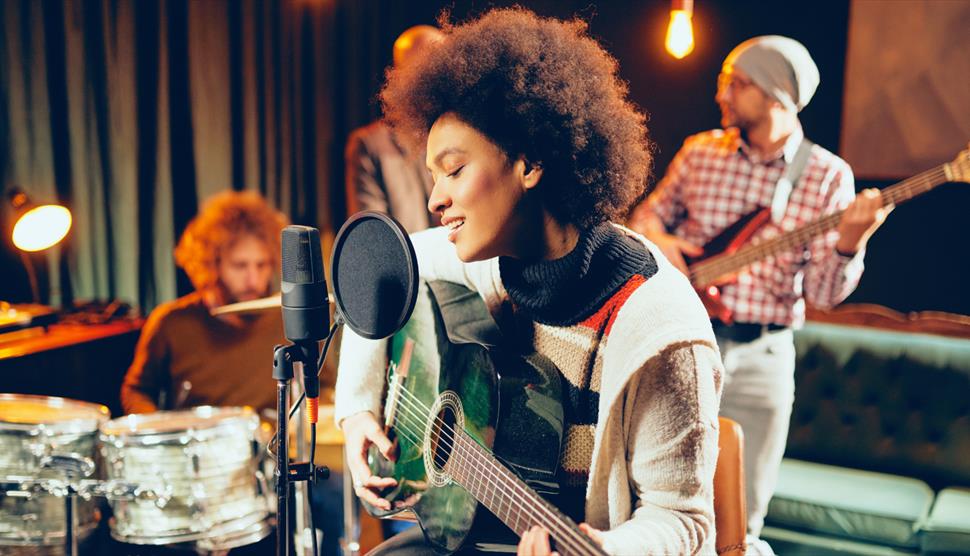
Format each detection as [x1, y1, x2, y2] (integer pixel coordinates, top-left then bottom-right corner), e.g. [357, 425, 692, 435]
[335, 225, 724, 555]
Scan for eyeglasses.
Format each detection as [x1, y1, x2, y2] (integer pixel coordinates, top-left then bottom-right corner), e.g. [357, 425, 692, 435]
[717, 72, 756, 93]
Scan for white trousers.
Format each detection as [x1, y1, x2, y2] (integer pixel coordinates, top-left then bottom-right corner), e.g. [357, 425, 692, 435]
[716, 329, 796, 538]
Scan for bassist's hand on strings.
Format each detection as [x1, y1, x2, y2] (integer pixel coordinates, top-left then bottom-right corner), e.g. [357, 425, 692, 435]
[835, 188, 891, 256]
[517, 523, 604, 556]
[341, 411, 398, 511]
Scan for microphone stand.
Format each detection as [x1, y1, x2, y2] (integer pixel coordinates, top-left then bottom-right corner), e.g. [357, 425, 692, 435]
[273, 344, 330, 556]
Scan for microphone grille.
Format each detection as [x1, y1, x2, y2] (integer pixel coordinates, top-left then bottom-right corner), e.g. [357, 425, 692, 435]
[281, 226, 324, 284]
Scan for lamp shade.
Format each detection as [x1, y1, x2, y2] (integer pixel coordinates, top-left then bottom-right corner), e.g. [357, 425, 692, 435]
[8, 189, 72, 252]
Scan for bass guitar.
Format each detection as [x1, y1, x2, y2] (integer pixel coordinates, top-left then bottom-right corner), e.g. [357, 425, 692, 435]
[363, 280, 607, 556]
[688, 146, 970, 322]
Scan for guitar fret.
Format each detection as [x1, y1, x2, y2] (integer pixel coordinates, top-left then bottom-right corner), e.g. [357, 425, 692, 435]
[445, 428, 608, 555]
[691, 165, 952, 286]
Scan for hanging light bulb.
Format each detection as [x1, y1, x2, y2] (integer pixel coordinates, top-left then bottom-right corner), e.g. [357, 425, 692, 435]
[665, 0, 695, 60]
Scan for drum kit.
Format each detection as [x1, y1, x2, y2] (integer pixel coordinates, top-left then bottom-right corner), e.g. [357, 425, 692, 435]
[0, 393, 274, 555]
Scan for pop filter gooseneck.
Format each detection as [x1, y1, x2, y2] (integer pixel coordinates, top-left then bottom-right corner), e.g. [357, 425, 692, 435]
[330, 211, 419, 340]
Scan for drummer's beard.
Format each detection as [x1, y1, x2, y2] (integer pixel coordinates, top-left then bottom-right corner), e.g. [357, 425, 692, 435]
[207, 282, 271, 318]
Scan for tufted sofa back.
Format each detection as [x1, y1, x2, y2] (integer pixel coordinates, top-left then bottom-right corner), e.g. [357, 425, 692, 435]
[787, 319, 970, 491]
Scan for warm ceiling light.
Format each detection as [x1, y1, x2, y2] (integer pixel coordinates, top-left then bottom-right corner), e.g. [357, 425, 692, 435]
[665, 0, 695, 60]
[8, 189, 72, 252]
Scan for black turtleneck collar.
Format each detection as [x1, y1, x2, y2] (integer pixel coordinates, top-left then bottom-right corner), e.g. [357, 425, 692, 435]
[499, 224, 658, 326]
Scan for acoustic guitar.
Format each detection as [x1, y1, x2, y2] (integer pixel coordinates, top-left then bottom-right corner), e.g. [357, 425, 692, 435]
[687, 146, 970, 322]
[362, 280, 607, 556]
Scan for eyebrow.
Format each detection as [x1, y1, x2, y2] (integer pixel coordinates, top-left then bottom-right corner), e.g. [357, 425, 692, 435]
[431, 147, 466, 168]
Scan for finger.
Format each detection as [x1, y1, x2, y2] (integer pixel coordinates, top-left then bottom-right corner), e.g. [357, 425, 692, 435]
[676, 238, 704, 256]
[361, 475, 397, 489]
[353, 483, 392, 511]
[366, 425, 396, 460]
[536, 527, 552, 555]
[579, 523, 605, 546]
[521, 525, 543, 556]
[517, 527, 532, 556]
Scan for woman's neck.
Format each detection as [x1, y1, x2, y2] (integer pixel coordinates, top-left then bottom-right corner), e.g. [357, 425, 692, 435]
[542, 213, 580, 260]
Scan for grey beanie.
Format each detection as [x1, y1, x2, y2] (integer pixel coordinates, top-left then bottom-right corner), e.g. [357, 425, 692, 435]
[724, 35, 819, 113]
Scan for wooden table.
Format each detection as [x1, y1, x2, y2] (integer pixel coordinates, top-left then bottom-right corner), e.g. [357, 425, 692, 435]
[0, 319, 142, 418]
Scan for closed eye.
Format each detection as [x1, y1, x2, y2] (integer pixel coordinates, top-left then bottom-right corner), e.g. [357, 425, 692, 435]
[447, 166, 464, 178]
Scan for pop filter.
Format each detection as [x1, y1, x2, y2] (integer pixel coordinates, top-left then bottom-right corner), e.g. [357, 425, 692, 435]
[330, 211, 419, 340]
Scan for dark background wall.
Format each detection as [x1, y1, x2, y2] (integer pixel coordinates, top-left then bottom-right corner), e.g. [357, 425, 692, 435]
[2, 0, 967, 316]
[331, 0, 968, 316]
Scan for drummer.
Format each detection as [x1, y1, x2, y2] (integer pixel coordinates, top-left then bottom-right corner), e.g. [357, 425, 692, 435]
[121, 191, 288, 414]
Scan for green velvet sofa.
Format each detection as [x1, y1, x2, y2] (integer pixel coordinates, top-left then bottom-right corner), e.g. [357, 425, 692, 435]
[761, 305, 970, 555]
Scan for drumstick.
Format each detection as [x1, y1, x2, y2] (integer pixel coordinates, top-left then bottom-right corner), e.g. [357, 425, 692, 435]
[211, 292, 334, 316]
[210, 294, 282, 315]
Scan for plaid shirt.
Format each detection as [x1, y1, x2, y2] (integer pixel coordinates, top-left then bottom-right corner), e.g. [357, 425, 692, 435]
[647, 127, 864, 327]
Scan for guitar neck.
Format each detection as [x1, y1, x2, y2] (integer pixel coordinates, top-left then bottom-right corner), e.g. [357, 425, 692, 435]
[690, 163, 951, 286]
[445, 430, 607, 556]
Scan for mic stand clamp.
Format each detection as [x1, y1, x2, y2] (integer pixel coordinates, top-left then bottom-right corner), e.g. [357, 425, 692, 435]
[273, 344, 330, 556]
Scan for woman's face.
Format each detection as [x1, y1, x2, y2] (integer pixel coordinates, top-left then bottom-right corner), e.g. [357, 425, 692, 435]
[425, 113, 541, 262]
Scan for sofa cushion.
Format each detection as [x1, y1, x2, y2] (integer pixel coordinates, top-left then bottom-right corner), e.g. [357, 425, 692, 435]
[767, 459, 933, 548]
[921, 487, 970, 555]
[789, 322, 970, 491]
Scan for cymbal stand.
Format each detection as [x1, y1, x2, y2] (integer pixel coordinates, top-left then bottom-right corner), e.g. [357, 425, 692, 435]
[41, 453, 94, 556]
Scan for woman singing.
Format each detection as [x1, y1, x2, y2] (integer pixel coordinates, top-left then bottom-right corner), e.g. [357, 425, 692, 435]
[335, 8, 722, 555]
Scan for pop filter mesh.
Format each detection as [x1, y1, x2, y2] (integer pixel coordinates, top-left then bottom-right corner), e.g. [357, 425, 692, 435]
[330, 212, 418, 340]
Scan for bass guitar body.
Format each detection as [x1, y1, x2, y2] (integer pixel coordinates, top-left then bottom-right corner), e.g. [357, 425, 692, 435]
[687, 207, 770, 323]
[364, 280, 567, 553]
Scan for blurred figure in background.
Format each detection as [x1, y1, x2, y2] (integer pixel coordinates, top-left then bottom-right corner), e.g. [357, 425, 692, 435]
[121, 190, 286, 414]
[345, 24, 444, 233]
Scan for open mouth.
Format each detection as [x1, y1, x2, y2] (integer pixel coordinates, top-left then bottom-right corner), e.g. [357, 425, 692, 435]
[446, 219, 465, 232]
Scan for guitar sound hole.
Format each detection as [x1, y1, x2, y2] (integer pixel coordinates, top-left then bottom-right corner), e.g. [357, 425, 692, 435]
[429, 406, 458, 472]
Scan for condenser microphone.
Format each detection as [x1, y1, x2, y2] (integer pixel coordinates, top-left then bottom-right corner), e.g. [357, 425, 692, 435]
[281, 225, 328, 401]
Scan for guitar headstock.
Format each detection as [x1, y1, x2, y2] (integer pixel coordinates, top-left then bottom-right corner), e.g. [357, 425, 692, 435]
[945, 143, 970, 183]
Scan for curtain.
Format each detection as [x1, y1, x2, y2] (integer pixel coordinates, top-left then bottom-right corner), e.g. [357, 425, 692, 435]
[0, 0, 336, 311]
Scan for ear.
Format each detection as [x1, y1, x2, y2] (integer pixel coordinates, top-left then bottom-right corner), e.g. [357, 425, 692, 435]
[517, 158, 544, 191]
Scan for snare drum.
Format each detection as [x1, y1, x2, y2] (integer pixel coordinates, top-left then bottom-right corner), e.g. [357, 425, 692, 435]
[0, 393, 109, 550]
[99, 406, 271, 551]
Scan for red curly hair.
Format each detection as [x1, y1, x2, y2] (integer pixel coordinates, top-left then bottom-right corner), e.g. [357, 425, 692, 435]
[174, 191, 288, 293]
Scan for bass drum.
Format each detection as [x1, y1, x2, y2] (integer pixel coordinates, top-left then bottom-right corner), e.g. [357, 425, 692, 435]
[99, 406, 271, 552]
[0, 393, 109, 554]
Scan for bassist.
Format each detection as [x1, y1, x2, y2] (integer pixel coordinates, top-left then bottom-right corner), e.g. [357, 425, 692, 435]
[628, 35, 889, 547]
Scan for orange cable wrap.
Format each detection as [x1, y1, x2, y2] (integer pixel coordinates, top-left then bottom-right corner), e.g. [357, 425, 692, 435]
[307, 396, 319, 425]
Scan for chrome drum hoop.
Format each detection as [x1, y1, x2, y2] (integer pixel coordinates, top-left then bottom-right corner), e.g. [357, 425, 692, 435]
[0, 394, 109, 548]
[98, 406, 271, 549]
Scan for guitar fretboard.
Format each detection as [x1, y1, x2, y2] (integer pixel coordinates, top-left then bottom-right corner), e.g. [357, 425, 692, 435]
[444, 429, 607, 556]
[690, 164, 952, 287]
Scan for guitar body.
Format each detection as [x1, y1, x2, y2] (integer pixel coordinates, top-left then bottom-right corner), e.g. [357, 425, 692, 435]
[678, 146, 970, 324]
[687, 207, 771, 323]
[364, 280, 565, 554]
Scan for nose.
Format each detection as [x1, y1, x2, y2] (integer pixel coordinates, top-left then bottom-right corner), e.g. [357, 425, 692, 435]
[427, 180, 450, 216]
[716, 84, 730, 104]
[244, 266, 264, 289]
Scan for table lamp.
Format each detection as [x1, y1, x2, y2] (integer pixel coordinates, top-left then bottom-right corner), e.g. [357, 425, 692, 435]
[7, 188, 72, 304]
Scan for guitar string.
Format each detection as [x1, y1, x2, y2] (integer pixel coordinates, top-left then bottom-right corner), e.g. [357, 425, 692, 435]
[386, 392, 598, 556]
[387, 386, 599, 556]
[690, 166, 948, 285]
[388, 390, 599, 556]
[385, 379, 600, 555]
[694, 166, 947, 283]
[692, 166, 946, 283]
